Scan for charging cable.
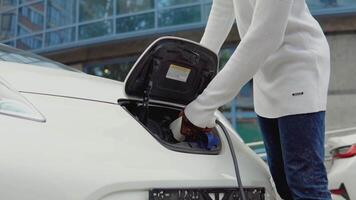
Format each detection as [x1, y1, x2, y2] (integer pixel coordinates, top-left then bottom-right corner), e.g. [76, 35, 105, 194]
[217, 120, 247, 200]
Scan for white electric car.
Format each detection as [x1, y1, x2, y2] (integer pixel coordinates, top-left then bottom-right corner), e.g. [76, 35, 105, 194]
[326, 93, 356, 200]
[0, 37, 276, 200]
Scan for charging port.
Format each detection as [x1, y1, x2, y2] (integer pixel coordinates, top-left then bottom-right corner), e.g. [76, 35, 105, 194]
[118, 99, 221, 155]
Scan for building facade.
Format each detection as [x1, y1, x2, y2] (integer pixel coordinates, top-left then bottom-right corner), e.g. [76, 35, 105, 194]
[1, 0, 356, 146]
[1, 0, 356, 52]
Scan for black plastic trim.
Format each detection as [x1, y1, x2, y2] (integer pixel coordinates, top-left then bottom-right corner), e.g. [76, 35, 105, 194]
[149, 187, 265, 200]
[125, 37, 218, 105]
[118, 99, 222, 155]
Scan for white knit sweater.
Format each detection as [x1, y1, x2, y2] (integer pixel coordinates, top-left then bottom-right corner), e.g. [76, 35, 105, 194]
[185, 0, 330, 128]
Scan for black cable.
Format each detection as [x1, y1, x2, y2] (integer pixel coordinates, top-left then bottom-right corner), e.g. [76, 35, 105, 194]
[216, 120, 247, 200]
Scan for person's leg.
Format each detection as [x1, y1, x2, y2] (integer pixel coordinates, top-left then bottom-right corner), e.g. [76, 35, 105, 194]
[278, 112, 331, 200]
[257, 116, 293, 200]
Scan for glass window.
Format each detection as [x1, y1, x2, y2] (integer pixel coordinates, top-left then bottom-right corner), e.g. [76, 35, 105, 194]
[19, 0, 36, 4]
[79, 0, 113, 22]
[46, 0, 76, 29]
[17, 2, 44, 36]
[45, 27, 75, 47]
[308, 0, 334, 9]
[116, 12, 154, 33]
[0, 0, 17, 11]
[3, 40, 15, 46]
[16, 34, 42, 50]
[79, 20, 113, 40]
[0, 43, 78, 71]
[202, 2, 212, 21]
[158, 0, 198, 8]
[0, 10, 17, 40]
[116, 0, 154, 15]
[158, 5, 201, 27]
[307, 0, 356, 14]
[17, 25, 29, 35]
[219, 47, 234, 69]
[84, 57, 136, 82]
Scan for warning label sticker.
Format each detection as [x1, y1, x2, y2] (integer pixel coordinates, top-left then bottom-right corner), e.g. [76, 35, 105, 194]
[166, 64, 191, 82]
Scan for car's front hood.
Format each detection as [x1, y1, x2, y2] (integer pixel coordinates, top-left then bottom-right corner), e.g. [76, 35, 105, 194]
[0, 61, 125, 104]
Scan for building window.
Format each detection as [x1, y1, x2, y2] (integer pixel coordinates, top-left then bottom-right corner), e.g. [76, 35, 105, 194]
[202, 2, 212, 21]
[0, 0, 17, 11]
[3, 40, 15, 46]
[116, 12, 154, 33]
[16, 34, 42, 50]
[157, 0, 198, 8]
[83, 57, 136, 82]
[158, 5, 201, 27]
[308, 0, 356, 12]
[78, 19, 113, 40]
[19, 0, 36, 4]
[0, 10, 16, 40]
[17, 25, 29, 35]
[45, 27, 75, 47]
[79, 0, 113, 22]
[46, 0, 76, 29]
[17, 2, 44, 36]
[116, 0, 154, 15]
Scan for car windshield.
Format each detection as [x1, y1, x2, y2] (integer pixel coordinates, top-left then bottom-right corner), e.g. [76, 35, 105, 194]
[0, 44, 78, 72]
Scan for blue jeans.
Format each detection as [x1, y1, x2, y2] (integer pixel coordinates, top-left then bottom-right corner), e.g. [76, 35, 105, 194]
[257, 112, 331, 200]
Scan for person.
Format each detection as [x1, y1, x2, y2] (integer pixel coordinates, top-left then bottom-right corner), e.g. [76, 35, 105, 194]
[171, 0, 332, 199]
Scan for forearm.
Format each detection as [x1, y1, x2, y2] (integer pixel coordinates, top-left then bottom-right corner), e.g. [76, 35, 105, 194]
[186, 0, 294, 128]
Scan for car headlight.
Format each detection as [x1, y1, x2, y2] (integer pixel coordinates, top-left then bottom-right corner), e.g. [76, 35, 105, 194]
[0, 77, 45, 122]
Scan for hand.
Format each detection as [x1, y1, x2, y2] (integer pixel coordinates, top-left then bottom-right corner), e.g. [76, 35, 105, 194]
[170, 109, 213, 142]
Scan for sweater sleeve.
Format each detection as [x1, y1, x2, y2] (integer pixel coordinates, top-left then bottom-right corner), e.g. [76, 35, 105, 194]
[185, 0, 294, 128]
[200, 0, 235, 54]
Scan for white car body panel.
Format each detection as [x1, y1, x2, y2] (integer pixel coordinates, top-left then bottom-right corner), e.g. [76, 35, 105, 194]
[0, 59, 275, 199]
[326, 93, 356, 199]
[326, 134, 356, 199]
[0, 61, 125, 104]
[328, 156, 356, 198]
